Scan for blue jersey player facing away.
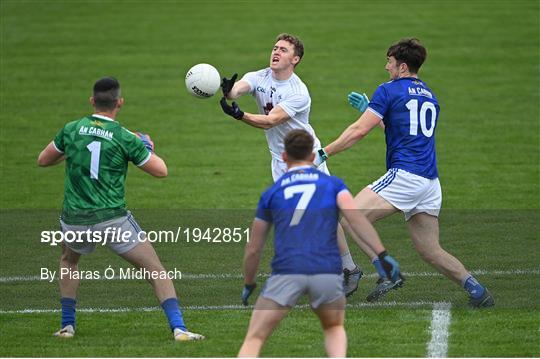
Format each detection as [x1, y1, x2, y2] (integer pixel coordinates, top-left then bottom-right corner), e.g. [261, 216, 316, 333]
[315, 38, 494, 307]
[239, 130, 402, 357]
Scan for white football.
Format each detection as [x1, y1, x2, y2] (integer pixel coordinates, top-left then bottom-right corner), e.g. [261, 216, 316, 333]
[185, 63, 221, 98]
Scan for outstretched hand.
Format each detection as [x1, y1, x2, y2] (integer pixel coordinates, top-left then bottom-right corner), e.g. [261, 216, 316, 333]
[221, 73, 238, 98]
[220, 97, 244, 120]
[348, 92, 369, 112]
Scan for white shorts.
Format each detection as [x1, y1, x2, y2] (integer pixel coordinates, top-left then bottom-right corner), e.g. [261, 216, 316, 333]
[60, 211, 143, 255]
[368, 168, 442, 221]
[271, 157, 330, 182]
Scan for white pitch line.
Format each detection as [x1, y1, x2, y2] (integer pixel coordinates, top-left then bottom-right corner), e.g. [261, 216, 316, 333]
[427, 302, 452, 358]
[0, 301, 450, 315]
[0, 268, 538, 283]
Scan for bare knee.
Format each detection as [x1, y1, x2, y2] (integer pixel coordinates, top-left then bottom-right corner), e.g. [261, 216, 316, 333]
[417, 244, 445, 265]
[323, 324, 345, 337]
[245, 330, 266, 341]
[365, 210, 381, 223]
[60, 247, 79, 267]
[315, 303, 345, 330]
[321, 320, 344, 332]
[245, 321, 276, 343]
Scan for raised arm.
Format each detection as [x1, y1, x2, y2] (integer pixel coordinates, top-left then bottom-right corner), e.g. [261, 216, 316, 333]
[227, 80, 252, 100]
[221, 73, 252, 100]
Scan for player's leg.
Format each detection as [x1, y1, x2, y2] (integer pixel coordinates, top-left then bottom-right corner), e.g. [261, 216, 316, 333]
[407, 213, 467, 282]
[119, 240, 203, 339]
[309, 274, 347, 357]
[119, 240, 176, 301]
[348, 178, 402, 251]
[59, 242, 81, 301]
[238, 297, 291, 357]
[354, 186, 401, 222]
[239, 274, 305, 356]
[406, 213, 494, 307]
[55, 242, 82, 338]
[336, 222, 363, 297]
[313, 297, 347, 358]
[55, 220, 98, 338]
[318, 162, 363, 296]
[340, 186, 398, 258]
[111, 213, 203, 340]
[406, 214, 463, 278]
[339, 185, 402, 301]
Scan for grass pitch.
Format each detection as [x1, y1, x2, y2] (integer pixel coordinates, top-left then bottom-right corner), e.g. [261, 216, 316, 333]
[1, 0, 539, 357]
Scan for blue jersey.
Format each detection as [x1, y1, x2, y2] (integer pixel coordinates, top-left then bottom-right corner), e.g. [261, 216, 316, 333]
[255, 166, 348, 275]
[368, 77, 440, 179]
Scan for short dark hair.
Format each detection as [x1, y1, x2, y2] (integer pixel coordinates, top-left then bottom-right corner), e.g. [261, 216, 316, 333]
[284, 129, 314, 161]
[276, 33, 304, 61]
[93, 77, 120, 111]
[387, 38, 427, 74]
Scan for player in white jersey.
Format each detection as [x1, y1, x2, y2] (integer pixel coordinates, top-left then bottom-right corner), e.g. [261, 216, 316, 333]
[219, 33, 363, 296]
[239, 68, 322, 180]
[314, 38, 494, 307]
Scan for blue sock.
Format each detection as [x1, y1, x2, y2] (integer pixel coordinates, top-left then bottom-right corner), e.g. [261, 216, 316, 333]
[161, 297, 186, 332]
[372, 258, 386, 278]
[60, 297, 76, 328]
[462, 275, 486, 299]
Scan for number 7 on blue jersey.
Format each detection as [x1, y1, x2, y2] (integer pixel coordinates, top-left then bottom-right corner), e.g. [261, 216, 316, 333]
[283, 184, 316, 226]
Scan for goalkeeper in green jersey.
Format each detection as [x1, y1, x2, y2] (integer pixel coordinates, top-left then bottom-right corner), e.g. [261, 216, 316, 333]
[38, 77, 204, 341]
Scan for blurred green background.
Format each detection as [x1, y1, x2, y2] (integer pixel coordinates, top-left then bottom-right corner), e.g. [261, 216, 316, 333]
[1, 0, 538, 210]
[0, 1, 538, 357]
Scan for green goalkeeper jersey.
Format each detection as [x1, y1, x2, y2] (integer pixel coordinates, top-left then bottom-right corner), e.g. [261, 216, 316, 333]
[53, 114, 151, 225]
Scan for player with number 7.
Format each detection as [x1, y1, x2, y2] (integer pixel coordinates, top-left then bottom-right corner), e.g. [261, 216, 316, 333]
[239, 129, 401, 357]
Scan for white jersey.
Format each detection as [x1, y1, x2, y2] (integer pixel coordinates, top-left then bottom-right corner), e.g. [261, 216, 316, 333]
[241, 68, 322, 160]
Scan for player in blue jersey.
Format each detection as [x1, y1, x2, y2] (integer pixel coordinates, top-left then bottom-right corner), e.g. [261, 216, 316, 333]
[238, 130, 402, 357]
[314, 38, 494, 307]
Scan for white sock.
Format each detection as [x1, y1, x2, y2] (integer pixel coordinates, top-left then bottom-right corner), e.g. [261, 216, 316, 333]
[341, 251, 356, 271]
